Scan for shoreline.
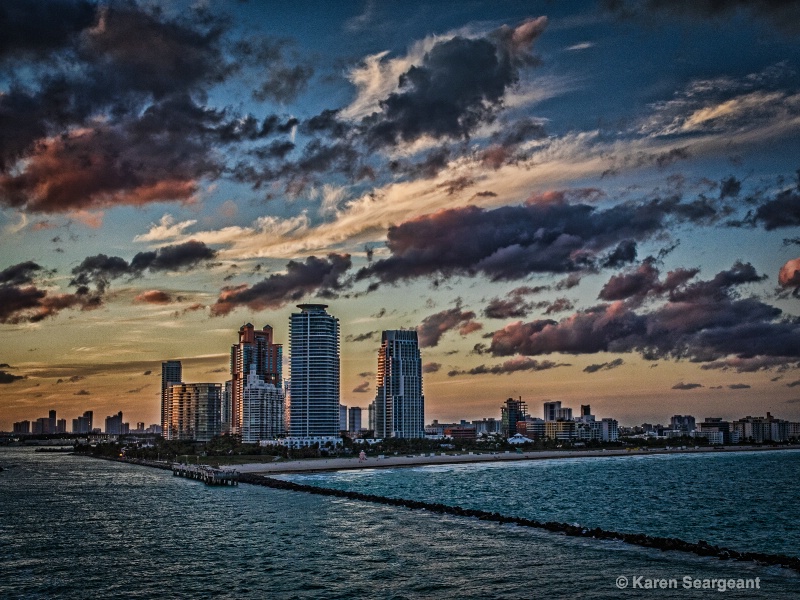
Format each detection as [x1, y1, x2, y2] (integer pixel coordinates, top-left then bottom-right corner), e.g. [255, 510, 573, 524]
[233, 444, 800, 475]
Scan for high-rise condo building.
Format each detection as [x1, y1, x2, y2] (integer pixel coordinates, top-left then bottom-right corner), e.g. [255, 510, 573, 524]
[501, 397, 528, 437]
[348, 406, 362, 435]
[373, 330, 425, 439]
[288, 304, 340, 441]
[165, 383, 222, 441]
[241, 367, 285, 443]
[230, 323, 282, 436]
[161, 360, 182, 437]
[72, 410, 94, 434]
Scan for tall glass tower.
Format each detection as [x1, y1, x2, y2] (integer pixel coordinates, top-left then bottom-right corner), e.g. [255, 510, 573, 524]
[373, 330, 424, 439]
[161, 360, 182, 438]
[289, 304, 340, 438]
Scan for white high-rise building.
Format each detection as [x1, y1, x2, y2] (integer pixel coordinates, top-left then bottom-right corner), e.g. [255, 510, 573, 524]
[373, 330, 424, 439]
[241, 366, 285, 443]
[288, 304, 341, 444]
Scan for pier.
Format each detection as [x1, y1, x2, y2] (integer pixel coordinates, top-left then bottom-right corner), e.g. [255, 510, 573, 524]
[172, 463, 239, 486]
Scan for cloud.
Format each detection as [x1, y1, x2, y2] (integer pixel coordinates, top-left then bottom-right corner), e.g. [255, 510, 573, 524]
[346, 331, 378, 343]
[70, 240, 218, 294]
[672, 382, 703, 390]
[358, 194, 721, 286]
[0, 120, 220, 213]
[700, 357, 800, 372]
[0, 260, 98, 324]
[211, 253, 352, 316]
[417, 303, 483, 347]
[0, 370, 26, 384]
[728, 383, 751, 389]
[599, 261, 699, 302]
[143, 370, 152, 376]
[0, 2, 232, 177]
[352, 381, 370, 393]
[750, 189, 800, 230]
[583, 358, 624, 373]
[357, 371, 375, 378]
[351, 17, 547, 149]
[422, 362, 442, 373]
[134, 214, 198, 243]
[483, 286, 548, 319]
[787, 380, 800, 388]
[74, 389, 90, 395]
[134, 290, 174, 305]
[0, 260, 43, 285]
[487, 262, 799, 368]
[448, 356, 570, 377]
[778, 257, 800, 295]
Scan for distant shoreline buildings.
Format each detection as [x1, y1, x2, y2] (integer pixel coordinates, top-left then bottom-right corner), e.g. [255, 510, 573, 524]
[9, 302, 800, 445]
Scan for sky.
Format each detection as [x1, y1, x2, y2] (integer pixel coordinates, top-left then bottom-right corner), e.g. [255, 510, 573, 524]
[2, 0, 800, 431]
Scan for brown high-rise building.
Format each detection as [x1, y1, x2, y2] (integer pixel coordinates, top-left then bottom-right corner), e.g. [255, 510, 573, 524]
[230, 323, 282, 436]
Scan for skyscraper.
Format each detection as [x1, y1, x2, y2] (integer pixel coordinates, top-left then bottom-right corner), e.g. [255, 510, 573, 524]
[165, 383, 222, 441]
[230, 323, 282, 436]
[161, 360, 182, 438]
[373, 330, 424, 439]
[241, 367, 285, 443]
[501, 397, 528, 437]
[289, 304, 340, 440]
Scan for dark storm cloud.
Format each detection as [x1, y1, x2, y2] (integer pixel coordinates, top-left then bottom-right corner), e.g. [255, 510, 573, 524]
[0, 2, 230, 170]
[487, 262, 799, 367]
[0, 261, 42, 285]
[0, 370, 26, 384]
[0, 259, 97, 324]
[719, 176, 742, 199]
[352, 381, 370, 393]
[358, 195, 718, 285]
[74, 389, 90, 395]
[233, 37, 314, 104]
[750, 189, 800, 230]
[357, 371, 375, 378]
[728, 383, 751, 389]
[0, 0, 96, 61]
[362, 18, 547, 149]
[70, 241, 217, 294]
[422, 362, 442, 374]
[583, 358, 624, 373]
[211, 253, 352, 316]
[672, 382, 703, 390]
[605, 0, 800, 34]
[417, 304, 483, 348]
[448, 356, 569, 377]
[598, 261, 700, 302]
[601, 240, 637, 269]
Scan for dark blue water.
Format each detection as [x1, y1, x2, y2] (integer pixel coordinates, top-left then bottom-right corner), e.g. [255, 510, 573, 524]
[286, 450, 800, 558]
[1, 448, 797, 599]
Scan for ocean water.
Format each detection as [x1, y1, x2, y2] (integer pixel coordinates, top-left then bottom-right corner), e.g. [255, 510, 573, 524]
[0, 447, 797, 599]
[285, 449, 800, 557]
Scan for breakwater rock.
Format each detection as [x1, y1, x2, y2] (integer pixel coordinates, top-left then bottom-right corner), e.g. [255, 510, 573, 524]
[239, 473, 800, 573]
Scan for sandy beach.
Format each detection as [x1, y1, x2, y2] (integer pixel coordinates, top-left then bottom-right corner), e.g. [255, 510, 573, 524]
[231, 444, 799, 475]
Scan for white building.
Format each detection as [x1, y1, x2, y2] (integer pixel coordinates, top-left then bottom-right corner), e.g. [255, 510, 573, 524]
[241, 367, 285, 443]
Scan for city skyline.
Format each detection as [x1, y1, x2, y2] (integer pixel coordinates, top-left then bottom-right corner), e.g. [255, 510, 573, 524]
[2, 1, 800, 431]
